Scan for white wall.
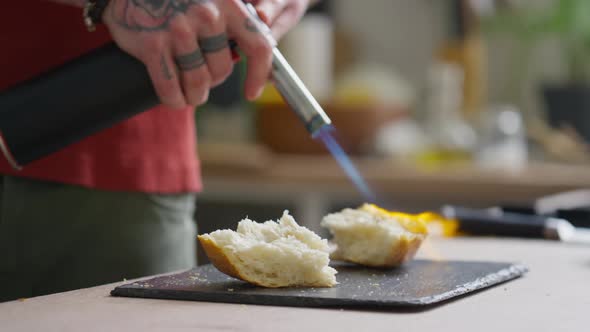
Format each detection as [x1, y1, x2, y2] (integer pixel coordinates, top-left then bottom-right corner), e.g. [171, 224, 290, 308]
[332, 0, 565, 120]
[333, 0, 450, 87]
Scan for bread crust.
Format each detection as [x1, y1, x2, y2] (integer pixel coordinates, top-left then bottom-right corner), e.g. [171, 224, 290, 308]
[383, 235, 424, 267]
[198, 235, 273, 287]
[198, 234, 336, 288]
[331, 234, 424, 268]
[198, 235, 244, 280]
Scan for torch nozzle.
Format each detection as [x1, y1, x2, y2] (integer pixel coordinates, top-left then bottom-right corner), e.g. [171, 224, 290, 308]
[243, 3, 332, 136]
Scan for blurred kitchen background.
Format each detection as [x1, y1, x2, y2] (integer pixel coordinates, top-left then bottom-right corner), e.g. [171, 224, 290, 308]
[195, 0, 590, 262]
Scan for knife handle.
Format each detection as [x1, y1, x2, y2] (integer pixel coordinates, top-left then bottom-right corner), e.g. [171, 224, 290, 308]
[442, 206, 548, 238]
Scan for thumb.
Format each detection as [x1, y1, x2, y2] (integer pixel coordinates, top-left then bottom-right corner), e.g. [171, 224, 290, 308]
[268, 6, 299, 40]
[254, 0, 287, 26]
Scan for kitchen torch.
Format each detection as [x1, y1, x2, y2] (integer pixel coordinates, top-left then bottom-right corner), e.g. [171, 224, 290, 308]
[0, 3, 331, 170]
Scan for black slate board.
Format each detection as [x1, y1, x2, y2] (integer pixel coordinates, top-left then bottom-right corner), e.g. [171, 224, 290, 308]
[111, 260, 527, 308]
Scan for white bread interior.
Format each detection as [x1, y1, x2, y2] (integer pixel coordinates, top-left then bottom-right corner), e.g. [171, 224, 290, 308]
[321, 204, 427, 268]
[198, 211, 337, 288]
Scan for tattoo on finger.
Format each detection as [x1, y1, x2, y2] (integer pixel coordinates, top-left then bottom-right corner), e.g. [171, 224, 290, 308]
[244, 18, 260, 33]
[161, 54, 174, 80]
[200, 33, 229, 54]
[174, 49, 206, 71]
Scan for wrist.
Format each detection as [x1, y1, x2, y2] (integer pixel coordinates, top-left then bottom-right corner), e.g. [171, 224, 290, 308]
[83, 0, 111, 32]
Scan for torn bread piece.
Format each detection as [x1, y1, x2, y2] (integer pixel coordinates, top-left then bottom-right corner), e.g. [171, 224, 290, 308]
[321, 204, 428, 268]
[198, 211, 337, 288]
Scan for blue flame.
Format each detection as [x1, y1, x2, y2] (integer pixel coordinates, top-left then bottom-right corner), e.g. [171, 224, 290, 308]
[315, 125, 377, 203]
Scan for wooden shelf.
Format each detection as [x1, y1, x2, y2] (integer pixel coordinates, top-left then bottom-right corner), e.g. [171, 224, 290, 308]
[199, 143, 590, 206]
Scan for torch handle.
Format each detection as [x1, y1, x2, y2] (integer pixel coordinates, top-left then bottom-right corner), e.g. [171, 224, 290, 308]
[0, 43, 158, 168]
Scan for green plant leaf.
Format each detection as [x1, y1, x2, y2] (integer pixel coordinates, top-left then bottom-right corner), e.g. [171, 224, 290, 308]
[481, 0, 590, 82]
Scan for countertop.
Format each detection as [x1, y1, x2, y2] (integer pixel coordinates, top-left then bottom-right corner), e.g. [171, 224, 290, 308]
[1, 237, 588, 332]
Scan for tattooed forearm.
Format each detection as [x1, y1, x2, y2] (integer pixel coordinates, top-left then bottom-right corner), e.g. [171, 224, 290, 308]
[174, 49, 206, 71]
[110, 0, 211, 31]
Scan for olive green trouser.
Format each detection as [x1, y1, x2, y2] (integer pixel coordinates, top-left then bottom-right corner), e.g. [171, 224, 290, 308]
[0, 175, 197, 302]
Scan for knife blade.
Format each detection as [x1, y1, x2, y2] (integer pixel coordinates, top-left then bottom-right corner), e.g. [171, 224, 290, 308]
[441, 205, 590, 245]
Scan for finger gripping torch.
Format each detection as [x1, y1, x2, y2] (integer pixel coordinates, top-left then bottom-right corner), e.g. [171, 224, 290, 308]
[0, 3, 331, 170]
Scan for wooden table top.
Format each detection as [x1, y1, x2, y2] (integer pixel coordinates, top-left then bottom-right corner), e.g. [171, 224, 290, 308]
[2, 237, 587, 332]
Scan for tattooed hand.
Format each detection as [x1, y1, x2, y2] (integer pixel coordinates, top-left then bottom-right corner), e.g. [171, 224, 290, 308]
[115, 0, 205, 31]
[102, 0, 279, 108]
